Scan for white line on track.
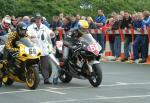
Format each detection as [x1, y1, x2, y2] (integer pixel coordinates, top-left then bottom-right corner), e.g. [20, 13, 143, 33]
[42, 90, 66, 95]
[1, 82, 150, 95]
[0, 89, 66, 95]
[0, 89, 32, 95]
[40, 94, 150, 103]
[47, 82, 150, 90]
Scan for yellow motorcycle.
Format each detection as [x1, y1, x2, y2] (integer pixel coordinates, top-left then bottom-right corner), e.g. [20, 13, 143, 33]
[2, 37, 41, 89]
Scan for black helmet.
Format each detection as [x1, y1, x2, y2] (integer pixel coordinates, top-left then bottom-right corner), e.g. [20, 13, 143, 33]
[16, 22, 27, 37]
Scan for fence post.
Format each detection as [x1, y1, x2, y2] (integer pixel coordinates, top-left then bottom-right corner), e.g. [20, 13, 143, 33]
[118, 28, 125, 60]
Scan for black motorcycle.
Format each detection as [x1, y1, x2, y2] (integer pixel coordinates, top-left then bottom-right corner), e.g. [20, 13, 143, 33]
[59, 32, 102, 87]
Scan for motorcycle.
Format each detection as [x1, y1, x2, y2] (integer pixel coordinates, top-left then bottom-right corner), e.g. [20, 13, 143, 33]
[2, 37, 41, 89]
[59, 31, 102, 87]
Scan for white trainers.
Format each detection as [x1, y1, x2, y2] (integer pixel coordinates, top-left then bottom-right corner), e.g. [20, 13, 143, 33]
[134, 59, 140, 64]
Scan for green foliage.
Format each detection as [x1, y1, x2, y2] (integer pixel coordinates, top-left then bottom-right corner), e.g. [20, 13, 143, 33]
[0, 0, 19, 18]
[1, 0, 150, 20]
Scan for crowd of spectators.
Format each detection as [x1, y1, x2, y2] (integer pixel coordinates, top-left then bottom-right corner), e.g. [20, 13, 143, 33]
[0, 10, 150, 63]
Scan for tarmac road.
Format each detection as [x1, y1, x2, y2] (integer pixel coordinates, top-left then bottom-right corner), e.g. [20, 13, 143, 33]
[0, 62, 150, 103]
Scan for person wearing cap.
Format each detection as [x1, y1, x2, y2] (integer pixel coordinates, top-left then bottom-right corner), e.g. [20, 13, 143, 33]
[0, 16, 11, 36]
[27, 13, 55, 84]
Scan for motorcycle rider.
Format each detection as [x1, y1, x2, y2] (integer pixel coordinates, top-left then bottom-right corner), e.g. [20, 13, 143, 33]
[4, 22, 28, 62]
[0, 22, 28, 85]
[60, 20, 89, 67]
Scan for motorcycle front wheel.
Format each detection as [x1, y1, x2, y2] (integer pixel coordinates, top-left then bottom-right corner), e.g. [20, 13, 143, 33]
[59, 70, 72, 83]
[2, 77, 14, 86]
[89, 63, 102, 87]
[26, 66, 40, 89]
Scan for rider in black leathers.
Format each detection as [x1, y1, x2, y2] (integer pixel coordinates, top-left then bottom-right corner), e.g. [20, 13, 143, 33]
[60, 20, 89, 67]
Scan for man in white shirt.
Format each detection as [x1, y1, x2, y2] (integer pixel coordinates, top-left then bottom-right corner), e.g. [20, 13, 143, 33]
[27, 13, 55, 84]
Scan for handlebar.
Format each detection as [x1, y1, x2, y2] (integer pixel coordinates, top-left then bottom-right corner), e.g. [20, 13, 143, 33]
[12, 52, 19, 58]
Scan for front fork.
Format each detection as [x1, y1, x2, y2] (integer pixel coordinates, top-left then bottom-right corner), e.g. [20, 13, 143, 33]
[86, 60, 100, 76]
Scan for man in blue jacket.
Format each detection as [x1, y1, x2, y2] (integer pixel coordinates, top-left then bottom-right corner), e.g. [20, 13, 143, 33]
[133, 12, 147, 63]
[94, 9, 106, 53]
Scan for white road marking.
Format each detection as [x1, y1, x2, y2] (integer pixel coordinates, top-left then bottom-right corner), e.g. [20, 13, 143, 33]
[116, 82, 128, 85]
[104, 72, 124, 75]
[1, 82, 150, 95]
[41, 94, 150, 103]
[42, 90, 66, 95]
[41, 99, 77, 103]
[0, 88, 66, 95]
[47, 86, 88, 90]
[0, 89, 32, 95]
[46, 82, 150, 90]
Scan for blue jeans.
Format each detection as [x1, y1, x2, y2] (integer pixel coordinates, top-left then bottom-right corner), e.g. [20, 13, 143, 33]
[124, 35, 132, 59]
[133, 35, 148, 60]
[97, 34, 105, 53]
[92, 34, 98, 41]
[110, 41, 115, 56]
[114, 35, 121, 58]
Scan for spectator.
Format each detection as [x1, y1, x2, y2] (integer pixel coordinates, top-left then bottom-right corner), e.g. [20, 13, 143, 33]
[50, 16, 62, 45]
[42, 17, 50, 27]
[111, 14, 122, 60]
[22, 16, 31, 27]
[95, 9, 106, 53]
[133, 12, 147, 63]
[57, 16, 72, 39]
[142, 11, 150, 60]
[81, 16, 86, 20]
[0, 16, 11, 36]
[59, 13, 64, 22]
[61, 16, 72, 32]
[27, 13, 55, 84]
[70, 15, 79, 29]
[30, 17, 35, 24]
[143, 11, 150, 26]
[120, 11, 125, 18]
[87, 16, 97, 40]
[76, 14, 81, 21]
[10, 15, 18, 31]
[120, 11, 132, 62]
[50, 16, 62, 31]
[105, 17, 115, 56]
[131, 13, 137, 26]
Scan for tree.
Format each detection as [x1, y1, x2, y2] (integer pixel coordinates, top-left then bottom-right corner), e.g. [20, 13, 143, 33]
[1, 0, 150, 20]
[0, 0, 19, 18]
